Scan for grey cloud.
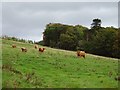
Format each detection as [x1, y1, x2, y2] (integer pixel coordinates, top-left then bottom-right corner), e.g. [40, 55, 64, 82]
[118, 1, 120, 27]
[0, 13, 1, 36]
[2, 2, 118, 41]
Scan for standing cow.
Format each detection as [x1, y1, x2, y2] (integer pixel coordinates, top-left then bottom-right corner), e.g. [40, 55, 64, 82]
[21, 47, 27, 52]
[77, 51, 86, 58]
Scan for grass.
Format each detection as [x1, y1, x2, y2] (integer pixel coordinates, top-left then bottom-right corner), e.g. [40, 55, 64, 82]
[2, 39, 119, 88]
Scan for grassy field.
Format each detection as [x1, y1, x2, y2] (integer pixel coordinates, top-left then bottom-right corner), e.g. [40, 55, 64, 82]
[2, 39, 119, 88]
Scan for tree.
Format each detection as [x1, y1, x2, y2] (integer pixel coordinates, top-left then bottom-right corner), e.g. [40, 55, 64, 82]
[59, 26, 78, 50]
[43, 23, 67, 47]
[112, 29, 120, 58]
[91, 18, 101, 28]
[43, 23, 87, 50]
[91, 27, 117, 57]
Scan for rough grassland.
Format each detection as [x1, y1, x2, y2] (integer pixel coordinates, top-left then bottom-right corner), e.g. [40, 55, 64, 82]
[2, 39, 119, 88]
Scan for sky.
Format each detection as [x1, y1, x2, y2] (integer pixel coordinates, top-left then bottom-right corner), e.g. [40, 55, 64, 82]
[1, 1, 118, 41]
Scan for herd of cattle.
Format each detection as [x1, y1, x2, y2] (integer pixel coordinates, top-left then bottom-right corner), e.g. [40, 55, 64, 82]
[12, 44, 86, 58]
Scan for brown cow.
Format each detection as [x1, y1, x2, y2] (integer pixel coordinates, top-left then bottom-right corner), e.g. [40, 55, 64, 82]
[21, 47, 27, 52]
[77, 51, 86, 58]
[39, 48, 45, 52]
[12, 44, 16, 48]
[34, 45, 38, 49]
[115, 76, 120, 81]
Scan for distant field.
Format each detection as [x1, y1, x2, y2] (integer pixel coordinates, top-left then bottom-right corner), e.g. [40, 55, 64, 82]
[2, 39, 119, 88]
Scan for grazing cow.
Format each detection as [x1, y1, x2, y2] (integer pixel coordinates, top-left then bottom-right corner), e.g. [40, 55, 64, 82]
[115, 76, 120, 81]
[34, 45, 38, 49]
[21, 47, 27, 52]
[39, 48, 45, 52]
[12, 44, 16, 48]
[77, 51, 86, 58]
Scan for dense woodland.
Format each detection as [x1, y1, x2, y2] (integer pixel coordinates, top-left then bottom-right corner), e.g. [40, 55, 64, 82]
[43, 19, 120, 59]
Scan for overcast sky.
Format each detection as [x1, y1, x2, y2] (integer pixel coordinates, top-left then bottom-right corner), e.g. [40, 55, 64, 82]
[2, 2, 118, 41]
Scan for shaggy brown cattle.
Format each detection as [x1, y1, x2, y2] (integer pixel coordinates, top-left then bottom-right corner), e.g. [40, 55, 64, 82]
[12, 44, 16, 48]
[34, 45, 38, 49]
[39, 48, 45, 52]
[77, 51, 86, 58]
[21, 47, 27, 52]
[115, 76, 120, 81]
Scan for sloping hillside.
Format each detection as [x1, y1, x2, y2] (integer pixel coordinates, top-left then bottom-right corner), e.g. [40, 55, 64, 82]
[2, 39, 118, 88]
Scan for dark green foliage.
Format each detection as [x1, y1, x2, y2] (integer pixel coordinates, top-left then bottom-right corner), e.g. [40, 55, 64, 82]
[91, 28, 117, 57]
[43, 23, 87, 50]
[59, 26, 79, 50]
[112, 29, 120, 58]
[43, 23, 67, 47]
[82, 26, 119, 58]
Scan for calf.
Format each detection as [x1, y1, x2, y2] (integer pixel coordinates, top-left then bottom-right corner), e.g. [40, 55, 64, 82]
[21, 47, 27, 52]
[77, 51, 86, 58]
[39, 48, 45, 52]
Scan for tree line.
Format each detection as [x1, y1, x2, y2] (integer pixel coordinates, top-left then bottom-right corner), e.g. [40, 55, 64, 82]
[43, 19, 120, 58]
[2, 35, 34, 44]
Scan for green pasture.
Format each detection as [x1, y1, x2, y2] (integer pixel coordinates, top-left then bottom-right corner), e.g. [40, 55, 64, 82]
[2, 39, 118, 88]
